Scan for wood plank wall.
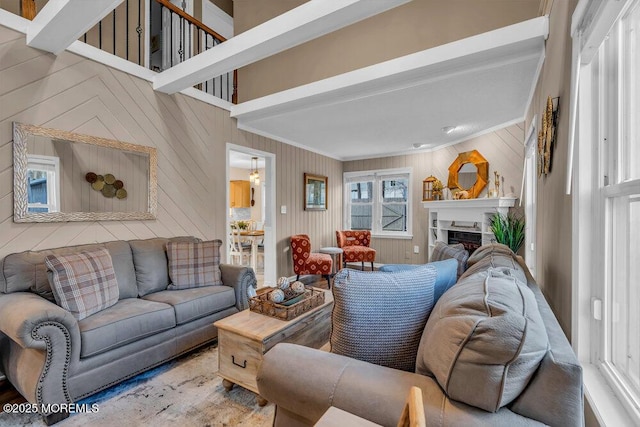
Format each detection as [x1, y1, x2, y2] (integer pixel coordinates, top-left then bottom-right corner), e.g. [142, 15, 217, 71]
[343, 123, 525, 265]
[0, 25, 343, 278]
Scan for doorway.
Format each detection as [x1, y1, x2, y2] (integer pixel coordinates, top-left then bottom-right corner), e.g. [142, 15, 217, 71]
[226, 144, 276, 287]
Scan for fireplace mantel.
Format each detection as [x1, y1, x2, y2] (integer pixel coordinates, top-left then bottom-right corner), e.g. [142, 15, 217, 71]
[423, 197, 517, 257]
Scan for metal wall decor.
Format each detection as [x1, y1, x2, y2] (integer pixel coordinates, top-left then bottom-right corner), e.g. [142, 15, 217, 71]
[86, 172, 128, 199]
[538, 96, 559, 177]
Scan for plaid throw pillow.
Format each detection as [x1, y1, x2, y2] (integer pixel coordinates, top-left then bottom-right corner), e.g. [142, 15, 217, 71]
[45, 248, 120, 321]
[430, 241, 469, 278]
[167, 240, 222, 289]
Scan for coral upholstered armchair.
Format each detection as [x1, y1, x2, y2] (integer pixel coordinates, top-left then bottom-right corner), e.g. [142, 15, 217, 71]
[290, 234, 333, 286]
[336, 230, 376, 270]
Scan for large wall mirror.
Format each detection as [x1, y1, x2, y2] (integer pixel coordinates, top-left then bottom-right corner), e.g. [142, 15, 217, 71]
[13, 122, 157, 222]
[447, 149, 489, 199]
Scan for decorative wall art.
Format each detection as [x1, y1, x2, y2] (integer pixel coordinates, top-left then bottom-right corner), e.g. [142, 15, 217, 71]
[86, 172, 128, 199]
[538, 96, 559, 177]
[304, 173, 327, 211]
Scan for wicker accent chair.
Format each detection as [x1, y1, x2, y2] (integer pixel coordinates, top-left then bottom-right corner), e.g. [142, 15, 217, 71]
[336, 230, 376, 271]
[290, 234, 333, 287]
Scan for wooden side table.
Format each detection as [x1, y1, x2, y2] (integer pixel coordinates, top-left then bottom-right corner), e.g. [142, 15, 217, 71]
[214, 289, 333, 406]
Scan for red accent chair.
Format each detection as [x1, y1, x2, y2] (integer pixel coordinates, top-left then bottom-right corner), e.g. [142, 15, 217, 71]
[336, 230, 376, 271]
[290, 234, 333, 287]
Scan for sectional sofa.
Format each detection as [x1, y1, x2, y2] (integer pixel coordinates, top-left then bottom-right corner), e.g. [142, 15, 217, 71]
[257, 244, 583, 426]
[0, 236, 256, 425]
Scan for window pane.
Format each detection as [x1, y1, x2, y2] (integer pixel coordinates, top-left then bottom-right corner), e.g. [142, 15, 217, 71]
[382, 203, 407, 232]
[350, 182, 372, 202]
[350, 181, 373, 230]
[611, 194, 640, 395]
[350, 204, 372, 230]
[381, 179, 408, 232]
[27, 173, 49, 210]
[382, 179, 408, 202]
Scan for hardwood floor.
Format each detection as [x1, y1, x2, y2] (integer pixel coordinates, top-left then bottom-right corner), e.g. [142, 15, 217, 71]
[0, 379, 25, 411]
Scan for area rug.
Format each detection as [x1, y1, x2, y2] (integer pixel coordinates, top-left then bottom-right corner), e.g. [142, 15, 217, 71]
[0, 344, 274, 427]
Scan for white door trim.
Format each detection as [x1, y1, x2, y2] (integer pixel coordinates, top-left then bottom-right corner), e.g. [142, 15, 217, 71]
[226, 143, 276, 287]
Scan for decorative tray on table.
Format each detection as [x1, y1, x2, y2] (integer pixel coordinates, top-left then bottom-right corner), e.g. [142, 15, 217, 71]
[249, 287, 325, 321]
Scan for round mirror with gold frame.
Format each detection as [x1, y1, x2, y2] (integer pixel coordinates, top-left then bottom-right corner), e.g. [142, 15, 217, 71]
[447, 150, 489, 199]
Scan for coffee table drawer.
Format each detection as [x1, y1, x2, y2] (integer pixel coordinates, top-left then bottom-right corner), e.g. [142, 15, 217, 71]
[218, 330, 263, 393]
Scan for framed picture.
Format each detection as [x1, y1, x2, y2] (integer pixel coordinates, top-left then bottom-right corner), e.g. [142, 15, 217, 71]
[304, 173, 327, 211]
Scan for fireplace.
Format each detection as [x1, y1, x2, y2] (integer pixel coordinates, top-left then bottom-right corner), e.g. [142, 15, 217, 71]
[448, 230, 482, 255]
[423, 197, 516, 260]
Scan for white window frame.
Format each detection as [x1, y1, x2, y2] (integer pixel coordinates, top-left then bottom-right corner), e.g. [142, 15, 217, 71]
[343, 168, 412, 239]
[573, 1, 640, 425]
[26, 154, 60, 213]
[523, 117, 537, 278]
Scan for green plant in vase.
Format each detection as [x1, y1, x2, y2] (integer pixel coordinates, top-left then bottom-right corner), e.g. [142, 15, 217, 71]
[233, 221, 250, 230]
[489, 212, 525, 253]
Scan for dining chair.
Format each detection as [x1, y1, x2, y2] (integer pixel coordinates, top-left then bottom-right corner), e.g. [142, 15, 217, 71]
[229, 227, 250, 266]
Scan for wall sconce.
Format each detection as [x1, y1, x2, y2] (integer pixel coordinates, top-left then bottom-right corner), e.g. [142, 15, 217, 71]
[249, 157, 260, 186]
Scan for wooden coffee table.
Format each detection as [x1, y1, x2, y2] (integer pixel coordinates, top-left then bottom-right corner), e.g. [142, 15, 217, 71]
[214, 288, 333, 406]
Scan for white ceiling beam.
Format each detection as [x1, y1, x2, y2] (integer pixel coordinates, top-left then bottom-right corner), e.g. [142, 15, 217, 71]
[231, 16, 550, 121]
[153, 0, 411, 94]
[27, 0, 124, 55]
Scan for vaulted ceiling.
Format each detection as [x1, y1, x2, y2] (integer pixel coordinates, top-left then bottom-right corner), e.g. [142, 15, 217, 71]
[13, 0, 546, 161]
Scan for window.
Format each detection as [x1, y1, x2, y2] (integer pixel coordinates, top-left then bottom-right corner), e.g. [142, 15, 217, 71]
[575, 1, 640, 422]
[26, 155, 60, 213]
[344, 168, 412, 238]
[523, 119, 537, 277]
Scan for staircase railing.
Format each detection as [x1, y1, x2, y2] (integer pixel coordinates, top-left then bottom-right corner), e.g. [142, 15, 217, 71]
[79, 0, 237, 103]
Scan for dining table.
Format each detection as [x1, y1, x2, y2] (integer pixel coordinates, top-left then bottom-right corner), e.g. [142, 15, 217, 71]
[239, 230, 264, 272]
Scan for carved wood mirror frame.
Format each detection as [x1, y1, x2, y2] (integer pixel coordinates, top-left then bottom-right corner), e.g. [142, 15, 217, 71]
[446, 149, 489, 199]
[13, 122, 158, 222]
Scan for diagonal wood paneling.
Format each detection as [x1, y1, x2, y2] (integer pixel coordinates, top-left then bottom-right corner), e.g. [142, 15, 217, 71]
[0, 26, 344, 280]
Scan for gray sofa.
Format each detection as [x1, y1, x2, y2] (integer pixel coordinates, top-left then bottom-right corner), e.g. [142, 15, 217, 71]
[257, 244, 583, 427]
[0, 236, 256, 425]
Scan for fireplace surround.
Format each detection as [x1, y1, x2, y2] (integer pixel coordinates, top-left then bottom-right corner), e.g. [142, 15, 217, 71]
[423, 198, 517, 258]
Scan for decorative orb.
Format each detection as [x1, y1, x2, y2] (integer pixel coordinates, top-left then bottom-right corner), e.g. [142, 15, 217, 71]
[268, 289, 285, 303]
[85, 172, 97, 183]
[277, 277, 290, 289]
[291, 281, 305, 294]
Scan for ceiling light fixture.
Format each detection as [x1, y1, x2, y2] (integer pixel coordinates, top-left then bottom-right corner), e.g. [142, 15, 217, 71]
[442, 126, 457, 134]
[249, 157, 260, 186]
[412, 143, 433, 149]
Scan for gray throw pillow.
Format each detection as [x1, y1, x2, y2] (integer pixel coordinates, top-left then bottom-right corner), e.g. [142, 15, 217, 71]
[415, 267, 549, 412]
[331, 264, 437, 372]
[430, 241, 469, 278]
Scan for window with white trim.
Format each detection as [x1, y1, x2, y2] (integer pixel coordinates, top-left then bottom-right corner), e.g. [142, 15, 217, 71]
[575, 1, 640, 422]
[344, 168, 412, 238]
[523, 119, 537, 277]
[26, 155, 60, 213]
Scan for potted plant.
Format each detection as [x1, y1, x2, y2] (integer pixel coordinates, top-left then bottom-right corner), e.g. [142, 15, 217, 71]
[489, 212, 525, 253]
[231, 220, 250, 230]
